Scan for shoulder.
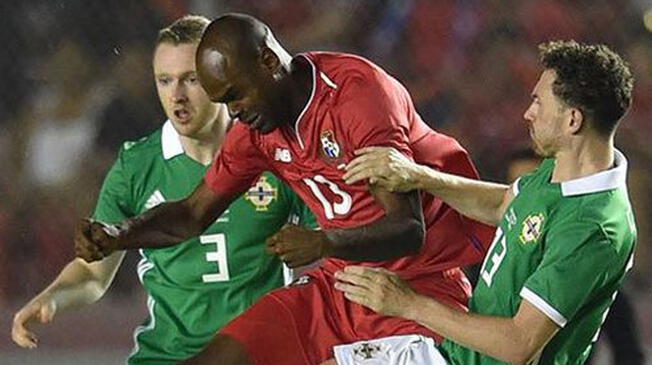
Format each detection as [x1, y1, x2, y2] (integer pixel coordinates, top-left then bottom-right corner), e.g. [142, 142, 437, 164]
[115, 128, 162, 167]
[307, 52, 401, 95]
[222, 122, 262, 154]
[307, 52, 379, 76]
[550, 190, 635, 252]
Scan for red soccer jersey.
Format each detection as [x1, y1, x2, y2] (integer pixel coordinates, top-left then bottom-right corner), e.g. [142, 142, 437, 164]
[205, 52, 493, 278]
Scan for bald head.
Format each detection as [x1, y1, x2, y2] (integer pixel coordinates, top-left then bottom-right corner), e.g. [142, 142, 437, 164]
[199, 13, 277, 65]
[196, 13, 292, 94]
[195, 13, 303, 134]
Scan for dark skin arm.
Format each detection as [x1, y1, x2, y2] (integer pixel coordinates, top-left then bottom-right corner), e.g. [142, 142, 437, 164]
[267, 185, 425, 268]
[75, 181, 236, 262]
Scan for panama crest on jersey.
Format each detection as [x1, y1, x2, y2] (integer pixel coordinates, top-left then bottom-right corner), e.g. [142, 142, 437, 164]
[519, 213, 545, 244]
[320, 130, 343, 160]
[244, 176, 278, 211]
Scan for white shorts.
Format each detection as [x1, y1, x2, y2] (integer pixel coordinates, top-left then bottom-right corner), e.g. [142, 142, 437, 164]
[333, 335, 448, 365]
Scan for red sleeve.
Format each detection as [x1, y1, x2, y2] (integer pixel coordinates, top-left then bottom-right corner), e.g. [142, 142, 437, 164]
[204, 123, 267, 197]
[413, 133, 480, 179]
[337, 71, 414, 160]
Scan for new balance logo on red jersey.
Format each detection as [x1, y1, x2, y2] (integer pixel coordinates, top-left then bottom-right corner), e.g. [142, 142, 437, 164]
[274, 148, 292, 162]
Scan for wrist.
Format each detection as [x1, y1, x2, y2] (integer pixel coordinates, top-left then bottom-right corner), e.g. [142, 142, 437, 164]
[109, 220, 132, 250]
[318, 231, 335, 258]
[412, 164, 429, 191]
[402, 293, 427, 321]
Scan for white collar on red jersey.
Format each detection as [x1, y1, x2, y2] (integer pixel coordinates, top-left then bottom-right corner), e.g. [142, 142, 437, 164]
[293, 54, 339, 150]
[161, 120, 184, 160]
[560, 149, 628, 196]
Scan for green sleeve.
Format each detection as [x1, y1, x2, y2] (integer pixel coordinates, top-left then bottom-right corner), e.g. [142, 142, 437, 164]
[93, 149, 135, 223]
[277, 179, 318, 230]
[521, 220, 619, 327]
[295, 198, 318, 229]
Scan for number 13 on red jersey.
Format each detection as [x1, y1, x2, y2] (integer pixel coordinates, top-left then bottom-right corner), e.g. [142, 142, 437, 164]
[302, 175, 352, 220]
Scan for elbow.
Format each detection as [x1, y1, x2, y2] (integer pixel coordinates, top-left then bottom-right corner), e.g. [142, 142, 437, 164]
[501, 340, 544, 365]
[86, 280, 109, 302]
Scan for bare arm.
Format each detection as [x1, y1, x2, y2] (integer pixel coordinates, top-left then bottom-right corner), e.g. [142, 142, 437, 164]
[75, 181, 236, 262]
[116, 181, 233, 249]
[410, 165, 514, 226]
[343, 147, 514, 226]
[404, 292, 558, 364]
[336, 267, 559, 365]
[325, 187, 424, 261]
[267, 187, 425, 267]
[12, 252, 124, 348]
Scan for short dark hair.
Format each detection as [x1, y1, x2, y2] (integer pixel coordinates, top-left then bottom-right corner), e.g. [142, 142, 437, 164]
[156, 15, 210, 46]
[539, 40, 634, 136]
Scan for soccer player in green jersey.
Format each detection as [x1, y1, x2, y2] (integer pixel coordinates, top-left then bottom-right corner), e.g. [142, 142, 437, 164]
[11, 15, 313, 364]
[336, 40, 636, 365]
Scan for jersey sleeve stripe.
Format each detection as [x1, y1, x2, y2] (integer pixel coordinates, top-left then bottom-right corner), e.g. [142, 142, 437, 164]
[136, 250, 155, 284]
[520, 287, 567, 327]
[511, 177, 521, 196]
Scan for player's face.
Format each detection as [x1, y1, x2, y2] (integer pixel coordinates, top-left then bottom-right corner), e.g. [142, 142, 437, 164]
[153, 42, 221, 138]
[523, 70, 568, 158]
[197, 48, 285, 134]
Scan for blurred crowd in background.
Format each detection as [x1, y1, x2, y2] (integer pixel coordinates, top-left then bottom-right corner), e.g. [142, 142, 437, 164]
[0, 0, 650, 350]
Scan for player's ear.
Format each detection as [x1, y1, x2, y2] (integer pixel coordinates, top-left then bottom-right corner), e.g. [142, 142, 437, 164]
[568, 107, 584, 135]
[260, 47, 281, 76]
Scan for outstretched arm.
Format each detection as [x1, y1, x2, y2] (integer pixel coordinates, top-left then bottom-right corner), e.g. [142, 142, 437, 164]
[343, 147, 513, 226]
[75, 180, 237, 262]
[12, 252, 124, 348]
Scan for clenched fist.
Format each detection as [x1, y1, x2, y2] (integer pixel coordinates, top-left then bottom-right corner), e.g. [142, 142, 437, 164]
[266, 224, 332, 268]
[74, 219, 120, 262]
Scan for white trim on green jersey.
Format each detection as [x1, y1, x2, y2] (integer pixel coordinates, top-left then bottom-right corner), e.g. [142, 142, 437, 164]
[128, 295, 157, 363]
[520, 287, 567, 327]
[161, 121, 184, 159]
[511, 177, 521, 196]
[560, 149, 627, 196]
[136, 249, 154, 284]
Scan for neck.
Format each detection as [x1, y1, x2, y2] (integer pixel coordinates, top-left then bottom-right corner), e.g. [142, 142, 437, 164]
[179, 107, 231, 165]
[284, 55, 313, 131]
[551, 135, 615, 183]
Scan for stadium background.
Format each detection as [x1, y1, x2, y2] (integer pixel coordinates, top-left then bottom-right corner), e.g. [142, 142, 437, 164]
[0, 0, 650, 363]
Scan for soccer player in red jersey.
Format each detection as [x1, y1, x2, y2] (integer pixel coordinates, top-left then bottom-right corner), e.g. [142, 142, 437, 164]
[74, 13, 493, 365]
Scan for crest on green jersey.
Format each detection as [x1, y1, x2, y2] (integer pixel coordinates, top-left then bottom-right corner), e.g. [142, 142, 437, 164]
[245, 176, 278, 211]
[519, 213, 545, 244]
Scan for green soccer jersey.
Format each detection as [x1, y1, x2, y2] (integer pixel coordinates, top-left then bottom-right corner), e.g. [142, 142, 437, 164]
[93, 122, 316, 364]
[442, 150, 636, 365]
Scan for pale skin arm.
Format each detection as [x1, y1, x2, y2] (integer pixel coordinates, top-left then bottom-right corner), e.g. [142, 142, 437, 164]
[335, 266, 559, 365]
[343, 147, 514, 226]
[11, 252, 125, 348]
